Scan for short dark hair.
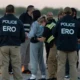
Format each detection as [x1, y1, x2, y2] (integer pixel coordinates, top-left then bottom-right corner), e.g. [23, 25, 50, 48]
[6, 4, 14, 13]
[27, 5, 34, 12]
[33, 10, 41, 21]
[63, 7, 72, 14]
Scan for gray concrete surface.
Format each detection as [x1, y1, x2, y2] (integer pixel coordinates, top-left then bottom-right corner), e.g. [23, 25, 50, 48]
[0, 47, 80, 80]
[0, 70, 70, 80]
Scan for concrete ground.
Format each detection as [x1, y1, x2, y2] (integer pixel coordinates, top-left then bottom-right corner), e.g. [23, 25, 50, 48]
[0, 47, 80, 80]
[0, 70, 71, 80]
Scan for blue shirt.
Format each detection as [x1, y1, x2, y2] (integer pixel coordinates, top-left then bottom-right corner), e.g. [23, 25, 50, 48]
[28, 21, 44, 38]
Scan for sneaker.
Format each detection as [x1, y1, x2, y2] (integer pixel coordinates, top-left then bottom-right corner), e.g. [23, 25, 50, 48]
[9, 72, 13, 75]
[78, 77, 80, 79]
[65, 75, 70, 79]
[22, 69, 31, 74]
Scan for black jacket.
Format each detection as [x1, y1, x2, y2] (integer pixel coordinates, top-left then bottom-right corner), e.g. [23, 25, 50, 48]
[19, 12, 33, 33]
[43, 19, 56, 47]
[0, 14, 25, 46]
[52, 15, 80, 51]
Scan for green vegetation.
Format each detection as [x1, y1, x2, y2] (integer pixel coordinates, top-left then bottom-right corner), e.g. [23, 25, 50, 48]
[0, 7, 80, 17]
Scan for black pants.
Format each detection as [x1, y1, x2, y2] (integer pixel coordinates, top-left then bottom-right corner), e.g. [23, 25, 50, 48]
[45, 43, 50, 60]
[9, 54, 12, 72]
[9, 60, 12, 72]
[77, 50, 79, 68]
[65, 58, 69, 75]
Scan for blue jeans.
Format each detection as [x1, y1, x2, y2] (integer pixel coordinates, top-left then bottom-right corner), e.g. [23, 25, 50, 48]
[30, 42, 46, 75]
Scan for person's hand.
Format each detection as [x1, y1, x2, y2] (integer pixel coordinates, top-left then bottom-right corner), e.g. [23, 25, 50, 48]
[25, 32, 28, 39]
[78, 39, 80, 43]
[37, 37, 46, 42]
[37, 38, 41, 41]
[26, 36, 28, 39]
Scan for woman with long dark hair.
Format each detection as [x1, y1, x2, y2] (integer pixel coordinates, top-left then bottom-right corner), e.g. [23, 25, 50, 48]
[27, 10, 47, 80]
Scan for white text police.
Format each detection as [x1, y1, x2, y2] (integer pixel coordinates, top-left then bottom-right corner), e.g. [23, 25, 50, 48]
[61, 22, 75, 27]
[2, 20, 17, 24]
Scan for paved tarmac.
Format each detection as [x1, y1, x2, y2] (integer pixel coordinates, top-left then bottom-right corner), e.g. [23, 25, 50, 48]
[0, 48, 80, 80]
[0, 70, 71, 80]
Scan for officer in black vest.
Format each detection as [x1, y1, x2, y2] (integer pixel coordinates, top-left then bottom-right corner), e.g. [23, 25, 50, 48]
[0, 5, 25, 80]
[52, 7, 80, 80]
[65, 8, 79, 78]
[45, 12, 56, 60]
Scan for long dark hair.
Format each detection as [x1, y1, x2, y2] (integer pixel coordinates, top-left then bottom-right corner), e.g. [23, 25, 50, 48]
[71, 8, 77, 19]
[33, 10, 41, 21]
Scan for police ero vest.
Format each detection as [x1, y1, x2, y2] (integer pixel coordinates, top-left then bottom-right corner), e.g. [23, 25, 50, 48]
[0, 19, 20, 37]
